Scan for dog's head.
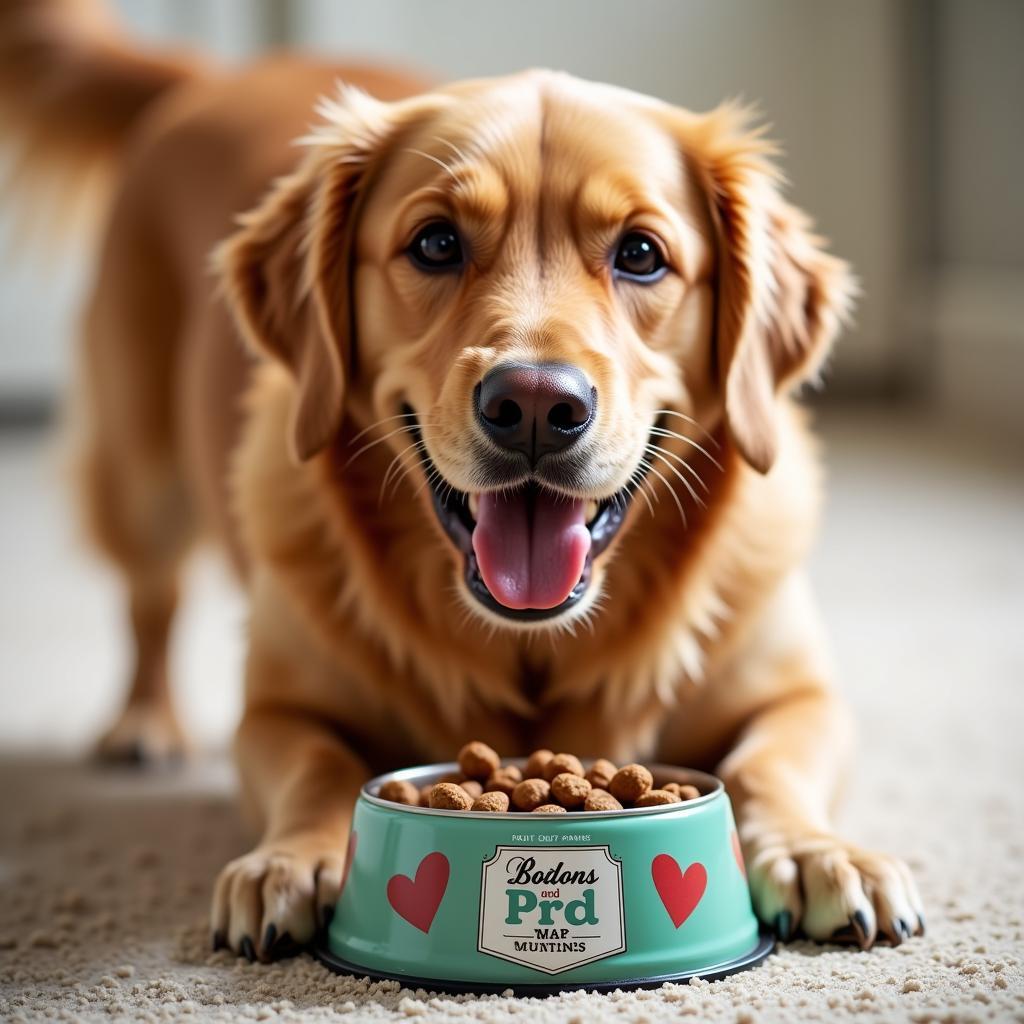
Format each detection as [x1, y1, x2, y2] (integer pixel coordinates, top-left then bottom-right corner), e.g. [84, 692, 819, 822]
[221, 71, 853, 629]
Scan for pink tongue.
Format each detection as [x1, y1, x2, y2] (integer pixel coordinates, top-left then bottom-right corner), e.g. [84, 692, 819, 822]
[471, 490, 591, 610]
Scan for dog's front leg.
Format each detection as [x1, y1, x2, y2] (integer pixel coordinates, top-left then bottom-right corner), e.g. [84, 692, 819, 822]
[210, 703, 367, 961]
[718, 686, 924, 948]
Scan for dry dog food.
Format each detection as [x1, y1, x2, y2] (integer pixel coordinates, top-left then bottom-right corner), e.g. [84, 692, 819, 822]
[484, 766, 522, 796]
[523, 749, 554, 777]
[550, 772, 590, 809]
[543, 752, 584, 781]
[585, 758, 617, 790]
[609, 764, 654, 803]
[472, 791, 510, 813]
[428, 782, 474, 811]
[635, 789, 681, 807]
[511, 778, 551, 811]
[377, 742, 704, 814]
[458, 741, 501, 780]
[378, 779, 420, 805]
[584, 789, 623, 811]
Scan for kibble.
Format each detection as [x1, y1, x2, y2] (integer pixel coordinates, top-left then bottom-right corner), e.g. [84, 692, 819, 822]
[378, 780, 419, 805]
[524, 749, 554, 778]
[550, 773, 591, 809]
[585, 758, 617, 790]
[664, 782, 701, 801]
[609, 764, 654, 803]
[584, 789, 623, 811]
[484, 768, 521, 796]
[511, 778, 551, 811]
[635, 789, 681, 807]
[377, 744, 703, 815]
[458, 741, 500, 781]
[428, 782, 473, 811]
[543, 753, 584, 781]
[472, 792, 510, 813]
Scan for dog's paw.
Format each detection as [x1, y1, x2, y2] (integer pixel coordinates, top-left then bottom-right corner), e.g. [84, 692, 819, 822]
[210, 835, 348, 961]
[95, 699, 188, 765]
[745, 829, 924, 949]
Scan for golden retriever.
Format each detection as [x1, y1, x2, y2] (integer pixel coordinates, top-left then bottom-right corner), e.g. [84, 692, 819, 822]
[2, 0, 923, 962]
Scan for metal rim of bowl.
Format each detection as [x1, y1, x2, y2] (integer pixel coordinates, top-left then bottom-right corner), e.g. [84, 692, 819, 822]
[361, 760, 723, 819]
[312, 928, 775, 996]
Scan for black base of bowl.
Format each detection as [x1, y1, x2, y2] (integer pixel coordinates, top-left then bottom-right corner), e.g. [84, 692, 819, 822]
[312, 929, 775, 997]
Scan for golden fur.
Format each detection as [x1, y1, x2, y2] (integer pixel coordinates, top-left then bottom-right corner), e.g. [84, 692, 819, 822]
[1, 0, 923, 960]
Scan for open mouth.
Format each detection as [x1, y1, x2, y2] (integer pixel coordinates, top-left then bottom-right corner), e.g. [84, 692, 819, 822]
[405, 415, 635, 622]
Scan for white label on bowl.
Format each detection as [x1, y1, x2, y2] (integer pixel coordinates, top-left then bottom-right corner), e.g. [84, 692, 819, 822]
[477, 845, 625, 974]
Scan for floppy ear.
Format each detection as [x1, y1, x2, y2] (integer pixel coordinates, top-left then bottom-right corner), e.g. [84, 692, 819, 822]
[683, 106, 855, 473]
[217, 89, 399, 462]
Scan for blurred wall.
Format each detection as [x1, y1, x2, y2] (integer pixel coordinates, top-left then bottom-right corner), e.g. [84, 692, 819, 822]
[922, 0, 1024, 442]
[0, 0, 282, 412]
[1, 0, 1021, 438]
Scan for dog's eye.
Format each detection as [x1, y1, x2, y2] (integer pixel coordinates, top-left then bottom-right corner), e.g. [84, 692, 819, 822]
[614, 231, 666, 281]
[408, 220, 464, 271]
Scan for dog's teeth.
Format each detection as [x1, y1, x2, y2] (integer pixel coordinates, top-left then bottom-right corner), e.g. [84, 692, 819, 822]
[468, 494, 479, 519]
[585, 500, 599, 523]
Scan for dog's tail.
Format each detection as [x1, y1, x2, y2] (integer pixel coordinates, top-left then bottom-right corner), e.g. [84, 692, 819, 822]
[0, 0, 205, 242]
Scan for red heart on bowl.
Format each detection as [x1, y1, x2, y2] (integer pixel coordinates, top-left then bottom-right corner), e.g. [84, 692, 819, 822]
[652, 853, 707, 928]
[387, 851, 450, 933]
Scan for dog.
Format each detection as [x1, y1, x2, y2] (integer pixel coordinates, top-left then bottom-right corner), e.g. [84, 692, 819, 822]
[2, 0, 923, 961]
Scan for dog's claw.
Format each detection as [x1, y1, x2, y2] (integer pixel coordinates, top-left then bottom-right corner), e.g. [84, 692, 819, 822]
[211, 930, 226, 952]
[851, 909, 872, 950]
[774, 910, 794, 942]
[267, 930, 297, 961]
[887, 917, 905, 946]
[259, 925, 299, 962]
[830, 910, 874, 950]
[240, 935, 256, 963]
[916, 912, 926, 936]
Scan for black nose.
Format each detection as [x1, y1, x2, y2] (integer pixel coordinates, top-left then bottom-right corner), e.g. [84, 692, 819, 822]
[476, 361, 596, 462]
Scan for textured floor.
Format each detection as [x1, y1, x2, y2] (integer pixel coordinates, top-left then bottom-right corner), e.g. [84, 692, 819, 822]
[1, 407, 1023, 1023]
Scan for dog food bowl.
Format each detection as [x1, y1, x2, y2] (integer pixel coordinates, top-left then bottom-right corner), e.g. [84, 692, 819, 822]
[315, 762, 772, 994]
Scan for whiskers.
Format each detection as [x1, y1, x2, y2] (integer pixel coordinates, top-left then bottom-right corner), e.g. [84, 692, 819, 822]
[643, 444, 708, 511]
[648, 425, 723, 472]
[347, 410, 420, 447]
[652, 409, 721, 449]
[638, 457, 688, 528]
[379, 438, 429, 506]
[633, 411, 724, 528]
[342, 410, 443, 507]
[344, 417, 420, 472]
[625, 465, 659, 519]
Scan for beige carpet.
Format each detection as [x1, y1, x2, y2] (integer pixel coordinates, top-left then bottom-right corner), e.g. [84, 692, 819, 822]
[1, 408, 1023, 1022]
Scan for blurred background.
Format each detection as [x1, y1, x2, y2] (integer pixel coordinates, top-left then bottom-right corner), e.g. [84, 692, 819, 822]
[1, 0, 1022, 753]
[2, 5, 1023, 1015]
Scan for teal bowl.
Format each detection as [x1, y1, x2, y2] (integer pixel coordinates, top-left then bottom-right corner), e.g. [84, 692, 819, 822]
[316, 761, 772, 994]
